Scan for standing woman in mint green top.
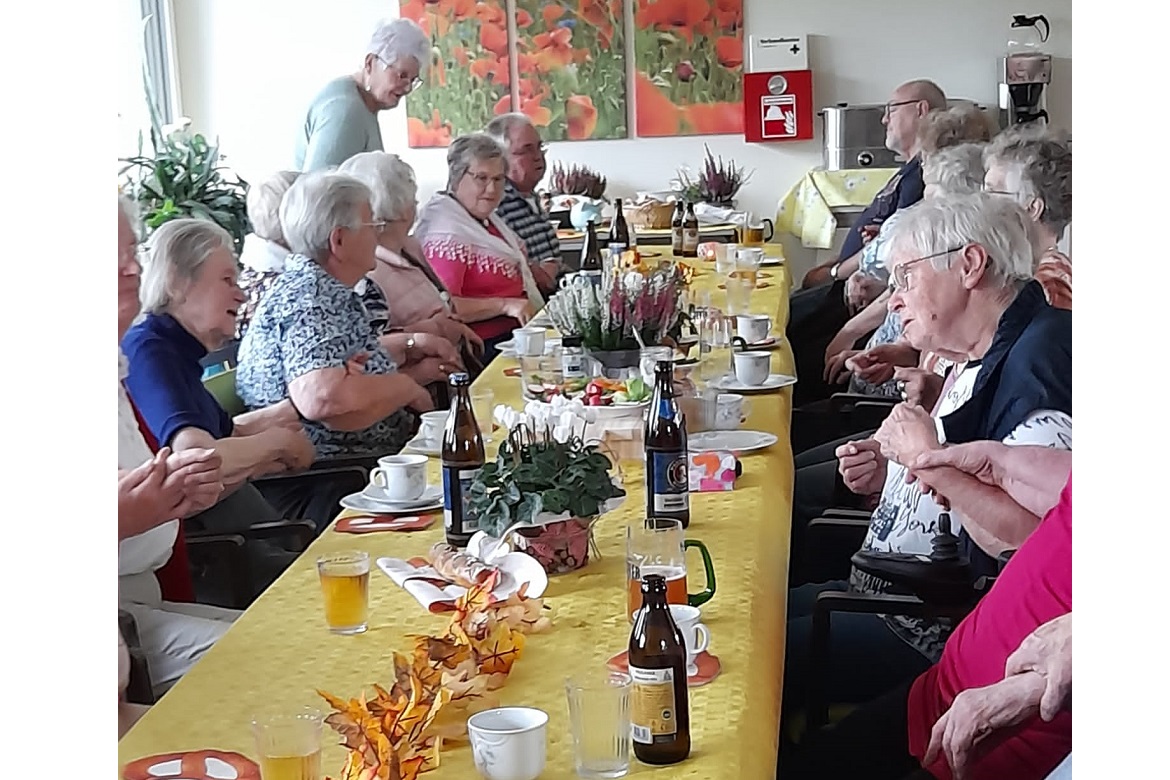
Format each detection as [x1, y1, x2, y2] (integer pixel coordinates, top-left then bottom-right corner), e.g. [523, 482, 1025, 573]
[294, 18, 431, 171]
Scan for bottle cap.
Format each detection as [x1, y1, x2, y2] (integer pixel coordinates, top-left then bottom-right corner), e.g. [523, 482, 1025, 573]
[448, 372, 471, 386]
[562, 335, 582, 348]
[656, 360, 673, 373]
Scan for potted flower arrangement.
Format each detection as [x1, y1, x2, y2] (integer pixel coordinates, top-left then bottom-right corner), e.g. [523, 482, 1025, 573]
[467, 422, 625, 575]
[548, 162, 608, 230]
[673, 145, 752, 209]
[544, 263, 687, 372]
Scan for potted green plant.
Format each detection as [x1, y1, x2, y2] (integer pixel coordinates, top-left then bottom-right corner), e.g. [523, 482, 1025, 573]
[672, 145, 752, 208]
[119, 73, 251, 254]
[467, 424, 626, 574]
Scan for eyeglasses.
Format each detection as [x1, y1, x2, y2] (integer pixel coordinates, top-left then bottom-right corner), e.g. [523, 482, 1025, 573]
[511, 142, 548, 157]
[361, 220, 388, 234]
[883, 99, 920, 118]
[982, 183, 1019, 198]
[890, 247, 962, 291]
[464, 171, 507, 189]
[377, 56, 423, 91]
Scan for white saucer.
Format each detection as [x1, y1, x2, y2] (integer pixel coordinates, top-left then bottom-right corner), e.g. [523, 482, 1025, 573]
[361, 484, 443, 507]
[689, 430, 778, 453]
[760, 256, 784, 266]
[340, 491, 442, 514]
[403, 436, 443, 457]
[711, 373, 798, 393]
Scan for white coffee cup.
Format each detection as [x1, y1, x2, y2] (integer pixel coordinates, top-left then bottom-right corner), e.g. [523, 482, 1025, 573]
[467, 707, 548, 780]
[370, 453, 428, 501]
[733, 350, 771, 386]
[513, 327, 546, 357]
[419, 410, 448, 443]
[668, 604, 711, 677]
[715, 393, 748, 430]
[736, 314, 772, 344]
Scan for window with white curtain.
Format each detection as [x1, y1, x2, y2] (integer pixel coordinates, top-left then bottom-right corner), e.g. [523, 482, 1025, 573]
[118, 0, 175, 161]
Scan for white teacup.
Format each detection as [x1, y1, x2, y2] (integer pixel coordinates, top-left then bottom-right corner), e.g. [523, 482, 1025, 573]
[715, 393, 749, 430]
[733, 351, 771, 386]
[370, 453, 428, 501]
[736, 314, 772, 344]
[419, 410, 448, 443]
[668, 604, 711, 677]
[513, 327, 546, 357]
[467, 707, 548, 780]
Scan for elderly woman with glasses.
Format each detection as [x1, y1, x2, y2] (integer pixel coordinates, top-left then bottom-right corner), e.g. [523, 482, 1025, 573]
[294, 18, 430, 171]
[983, 132, 1073, 310]
[338, 152, 485, 362]
[237, 171, 440, 464]
[414, 133, 545, 356]
[781, 193, 1072, 722]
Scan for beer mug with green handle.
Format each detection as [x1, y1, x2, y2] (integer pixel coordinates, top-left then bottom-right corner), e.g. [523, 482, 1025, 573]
[626, 517, 717, 619]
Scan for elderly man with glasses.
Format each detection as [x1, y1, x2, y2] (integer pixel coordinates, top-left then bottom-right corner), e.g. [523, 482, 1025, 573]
[788, 79, 948, 407]
[780, 192, 1072, 731]
[294, 18, 430, 171]
[485, 113, 563, 296]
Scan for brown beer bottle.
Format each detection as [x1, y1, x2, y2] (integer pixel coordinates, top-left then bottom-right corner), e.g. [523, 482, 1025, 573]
[682, 202, 699, 258]
[628, 573, 691, 765]
[670, 201, 686, 256]
[580, 218, 603, 276]
[644, 360, 690, 528]
[608, 198, 632, 250]
[441, 373, 485, 547]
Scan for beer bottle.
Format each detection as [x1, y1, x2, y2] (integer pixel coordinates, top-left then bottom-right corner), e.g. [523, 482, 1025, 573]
[670, 201, 686, 256]
[682, 203, 699, 258]
[644, 360, 690, 528]
[608, 198, 632, 251]
[441, 373, 485, 547]
[628, 573, 691, 765]
[580, 218, 603, 278]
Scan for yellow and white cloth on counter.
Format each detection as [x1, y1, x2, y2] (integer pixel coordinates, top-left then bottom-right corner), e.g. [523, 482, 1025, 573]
[774, 169, 898, 249]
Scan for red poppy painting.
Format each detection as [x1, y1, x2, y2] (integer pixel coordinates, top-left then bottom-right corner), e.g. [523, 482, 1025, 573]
[633, 0, 745, 137]
[401, 0, 514, 148]
[514, 1, 628, 141]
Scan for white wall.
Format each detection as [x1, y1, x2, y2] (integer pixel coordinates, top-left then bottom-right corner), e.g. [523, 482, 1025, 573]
[172, 0, 1071, 270]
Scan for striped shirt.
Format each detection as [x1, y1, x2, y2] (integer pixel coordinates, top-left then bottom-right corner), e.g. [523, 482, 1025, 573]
[495, 180, 561, 265]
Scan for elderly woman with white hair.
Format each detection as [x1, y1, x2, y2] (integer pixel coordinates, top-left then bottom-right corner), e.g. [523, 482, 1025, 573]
[781, 192, 1072, 721]
[236, 170, 301, 339]
[294, 17, 430, 171]
[983, 133, 1073, 309]
[120, 217, 370, 533]
[414, 133, 544, 356]
[338, 152, 485, 365]
[237, 171, 443, 462]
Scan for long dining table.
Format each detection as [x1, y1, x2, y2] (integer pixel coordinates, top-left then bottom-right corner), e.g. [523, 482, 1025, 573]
[118, 247, 797, 779]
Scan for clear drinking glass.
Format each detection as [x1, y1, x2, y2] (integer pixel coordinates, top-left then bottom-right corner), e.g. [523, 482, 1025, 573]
[699, 312, 732, 384]
[565, 671, 631, 778]
[470, 386, 495, 443]
[714, 243, 738, 277]
[317, 551, 370, 634]
[725, 276, 754, 316]
[252, 709, 323, 780]
[638, 346, 673, 386]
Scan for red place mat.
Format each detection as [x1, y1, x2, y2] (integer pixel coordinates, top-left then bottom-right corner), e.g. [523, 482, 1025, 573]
[335, 514, 437, 534]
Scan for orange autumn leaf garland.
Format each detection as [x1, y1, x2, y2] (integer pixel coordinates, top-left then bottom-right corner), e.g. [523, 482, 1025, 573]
[321, 578, 551, 779]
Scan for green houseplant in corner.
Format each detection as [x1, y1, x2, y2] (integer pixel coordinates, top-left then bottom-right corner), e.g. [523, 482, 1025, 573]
[119, 72, 251, 254]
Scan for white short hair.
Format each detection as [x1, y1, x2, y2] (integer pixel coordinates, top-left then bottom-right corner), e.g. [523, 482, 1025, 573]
[338, 152, 418, 223]
[485, 113, 534, 150]
[446, 133, 506, 190]
[246, 170, 301, 245]
[118, 193, 141, 238]
[367, 17, 431, 75]
[279, 170, 372, 262]
[887, 192, 1036, 287]
[922, 143, 987, 196]
[140, 218, 235, 314]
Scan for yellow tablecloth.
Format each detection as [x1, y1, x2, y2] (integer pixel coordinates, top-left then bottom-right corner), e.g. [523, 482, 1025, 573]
[118, 255, 796, 779]
[774, 169, 897, 249]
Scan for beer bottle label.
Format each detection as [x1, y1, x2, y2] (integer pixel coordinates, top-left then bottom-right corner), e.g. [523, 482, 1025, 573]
[442, 466, 482, 536]
[629, 665, 677, 744]
[683, 228, 699, 251]
[649, 450, 689, 513]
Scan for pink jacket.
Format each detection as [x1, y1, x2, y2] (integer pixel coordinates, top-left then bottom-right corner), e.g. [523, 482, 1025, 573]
[366, 245, 452, 329]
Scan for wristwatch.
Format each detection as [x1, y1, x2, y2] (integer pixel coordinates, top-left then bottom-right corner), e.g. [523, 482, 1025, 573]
[829, 261, 844, 281]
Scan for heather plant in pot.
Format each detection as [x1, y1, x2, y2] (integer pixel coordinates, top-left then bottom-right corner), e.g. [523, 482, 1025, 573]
[467, 424, 625, 574]
[673, 145, 752, 208]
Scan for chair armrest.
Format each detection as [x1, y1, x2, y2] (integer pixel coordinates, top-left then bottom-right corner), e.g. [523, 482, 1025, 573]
[828, 392, 896, 412]
[246, 519, 317, 551]
[817, 509, 872, 522]
[185, 533, 253, 609]
[253, 463, 369, 485]
[118, 609, 156, 705]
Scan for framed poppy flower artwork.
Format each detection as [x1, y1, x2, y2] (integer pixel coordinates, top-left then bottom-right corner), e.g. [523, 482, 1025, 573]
[633, 0, 745, 137]
[400, 0, 515, 148]
[512, 1, 629, 141]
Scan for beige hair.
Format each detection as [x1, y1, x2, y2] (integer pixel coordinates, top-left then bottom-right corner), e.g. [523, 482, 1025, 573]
[246, 170, 301, 246]
[139, 218, 235, 314]
[917, 104, 992, 156]
[338, 152, 418, 223]
[485, 113, 535, 151]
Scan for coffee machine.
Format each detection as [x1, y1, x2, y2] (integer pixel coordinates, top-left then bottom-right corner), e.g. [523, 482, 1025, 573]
[998, 14, 1052, 127]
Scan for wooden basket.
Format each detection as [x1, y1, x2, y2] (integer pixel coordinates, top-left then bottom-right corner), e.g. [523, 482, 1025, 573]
[625, 201, 675, 230]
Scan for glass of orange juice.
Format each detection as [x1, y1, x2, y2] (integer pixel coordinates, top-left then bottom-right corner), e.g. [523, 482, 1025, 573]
[252, 709, 323, 780]
[317, 551, 370, 634]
